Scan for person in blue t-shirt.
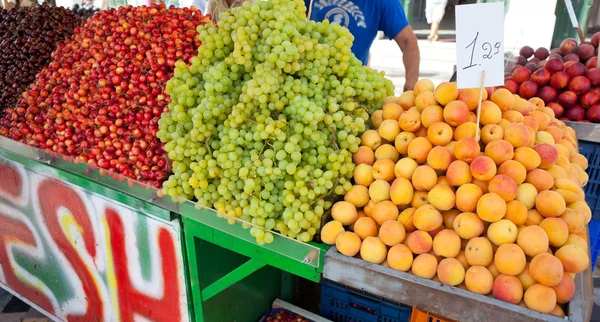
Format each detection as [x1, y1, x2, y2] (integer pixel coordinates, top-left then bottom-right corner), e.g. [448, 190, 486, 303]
[305, 0, 420, 91]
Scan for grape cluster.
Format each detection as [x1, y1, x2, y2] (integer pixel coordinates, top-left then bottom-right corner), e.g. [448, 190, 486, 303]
[158, 0, 393, 243]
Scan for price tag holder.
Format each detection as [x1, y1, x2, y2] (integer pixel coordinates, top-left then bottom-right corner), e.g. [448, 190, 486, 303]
[455, 2, 505, 89]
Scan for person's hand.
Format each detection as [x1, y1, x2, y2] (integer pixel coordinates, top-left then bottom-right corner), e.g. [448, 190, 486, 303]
[403, 79, 416, 92]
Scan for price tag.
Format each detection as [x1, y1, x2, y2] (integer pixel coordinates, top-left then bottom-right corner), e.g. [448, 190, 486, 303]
[455, 2, 505, 89]
[564, 0, 579, 28]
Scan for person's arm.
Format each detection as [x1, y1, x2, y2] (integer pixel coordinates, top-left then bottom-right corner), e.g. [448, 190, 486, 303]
[394, 26, 420, 92]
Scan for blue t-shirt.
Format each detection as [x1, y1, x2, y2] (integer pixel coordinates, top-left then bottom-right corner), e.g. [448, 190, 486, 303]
[305, 0, 410, 65]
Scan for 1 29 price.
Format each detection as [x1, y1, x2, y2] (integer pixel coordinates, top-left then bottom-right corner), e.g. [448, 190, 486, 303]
[463, 31, 503, 70]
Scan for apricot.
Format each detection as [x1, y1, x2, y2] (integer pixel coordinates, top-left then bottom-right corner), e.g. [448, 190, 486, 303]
[498, 160, 527, 185]
[442, 209, 460, 229]
[336, 232, 362, 257]
[504, 200, 528, 226]
[465, 237, 494, 266]
[407, 137, 433, 164]
[555, 244, 589, 273]
[369, 179, 390, 203]
[454, 138, 480, 163]
[516, 183, 538, 209]
[517, 263, 537, 290]
[372, 200, 400, 225]
[487, 262, 500, 279]
[354, 146, 375, 166]
[526, 209, 544, 226]
[413, 204, 443, 231]
[411, 191, 430, 208]
[470, 156, 497, 181]
[344, 185, 370, 207]
[375, 144, 400, 162]
[453, 212, 485, 239]
[421, 105, 444, 128]
[552, 274, 576, 304]
[455, 184, 483, 212]
[481, 124, 504, 144]
[427, 146, 453, 172]
[504, 123, 530, 149]
[321, 220, 346, 245]
[353, 217, 379, 240]
[465, 266, 494, 295]
[452, 123, 475, 141]
[547, 165, 568, 180]
[387, 244, 414, 272]
[382, 103, 404, 121]
[414, 79, 435, 95]
[398, 109, 422, 132]
[480, 100, 502, 125]
[354, 164, 375, 186]
[411, 165, 436, 191]
[406, 230, 433, 254]
[568, 201, 592, 225]
[415, 91, 437, 111]
[397, 207, 417, 232]
[446, 160, 473, 186]
[494, 243, 526, 275]
[331, 201, 358, 225]
[372, 158, 396, 182]
[371, 110, 384, 128]
[493, 274, 523, 304]
[398, 91, 416, 110]
[539, 218, 569, 247]
[389, 177, 413, 207]
[525, 169, 554, 192]
[364, 200, 376, 217]
[524, 284, 557, 313]
[488, 175, 518, 202]
[432, 229, 461, 258]
[523, 115, 540, 132]
[395, 132, 416, 155]
[565, 234, 588, 253]
[549, 305, 565, 317]
[378, 220, 406, 247]
[513, 147, 542, 171]
[361, 130, 383, 150]
[485, 140, 514, 165]
[443, 100, 470, 126]
[491, 88, 515, 112]
[517, 226, 549, 257]
[477, 193, 507, 222]
[438, 258, 466, 286]
[412, 253, 438, 279]
[434, 82, 459, 106]
[360, 236, 388, 264]
[487, 219, 518, 246]
[428, 184, 456, 211]
[533, 143, 559, 169]
[530, 110, 551, 131]
[535, 190, 566, 218]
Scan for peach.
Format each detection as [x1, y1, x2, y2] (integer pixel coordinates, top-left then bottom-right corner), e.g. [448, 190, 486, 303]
[412, 253, 438, 279]
[411, 191, 430, 208]
[470, 156, 497, 182]
[426, 146, 452, 172]
[481, 124, 504, 144]
[414, 79, 435, 95]
[344, 185, 370, 208]
[485, 140, 514, 165]
[560, 208, 584, 234]
[372, 200, 400, 225]
[494, 243, 526, 275]
[465, 266, 494, 295]
[442, 209, 460, 229]
[453, 212, 484, 239]
[455, 184, 483, 212]
[360, 236, 388, 264]
[513, 147, 542, 170]
[491, 88, 515, 112]
[427, 122, 453, 146]
[398, 109, 422, 132]
[535, 190, 566, 218]
[454, 138, 480, 163]
[453, 122, 477, 141]
[371, 109, 384, 128]
[369, 179, 391, 203]
[361, 130, 382, 150]
[539, 218, 569, 247]
[375, 144, 400, 162]
[395, 132, 416, 155]
[525, 169, 554, 192]
[493, 274, 524, 304]
[502, 110, 524, 123]
[555, 245, 589, 273]
[517, 226, 549, 257]
[526, 209, 544, 226]
[443, 100, 470, 126]
[395, 158, 418, 180]
[382, 103, 404, 121]
[530, 253, 564, 287]
[413, 204, 443, 231]
[446, 160, 473, 187]
[321, 220, 346, 244]
[353, 217, 379, 240]
[415, 91, 437, 111]
[407, 137, 433, 164]
[433, 229, 461, 258]
[533, 143, 558, 169]
[354, 146, 375, 166]
[504, 123, 530, 148]
[516, 183, 538, 209]
[379, 220, 406, 246]
[477, 193, 507, 222]
[518, 263, 537, 290]
[407, 230, 433, 254]
[398, 91, 416, 110]
[524, 284, 557, 313]
[465, 237, 494, 266]
[354, 164, 375, 187]
[552, 274, 576, 304]
[428, 184, 456, 211]
[398, 207, 417, 232]
[336, 232, 362, 257]
[487, 220, 518, 246]
[437, 258, 466, 286]
[387, 244, 414, 272]
[434, 82, 459, 106]
[332, 201, 358, 225]
[372, 159, 396, 182]
[421, 105, 444, 128]
[498, 160, 527, 185]
[503, 200, 528, 226]
[488, 175, 518, 202]
[479, 100, 502, 125]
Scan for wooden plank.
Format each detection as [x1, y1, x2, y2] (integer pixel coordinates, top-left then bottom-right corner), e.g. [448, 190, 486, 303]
[565, 121, 600, 143]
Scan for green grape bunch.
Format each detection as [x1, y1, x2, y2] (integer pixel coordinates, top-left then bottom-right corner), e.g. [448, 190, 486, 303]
[157, 0, 394, 244]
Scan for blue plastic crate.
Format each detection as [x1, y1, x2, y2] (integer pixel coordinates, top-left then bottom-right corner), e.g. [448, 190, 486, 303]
[589, 219, 600, 270]
[320, 279, 411, 322]
[579, 141, 600, 220]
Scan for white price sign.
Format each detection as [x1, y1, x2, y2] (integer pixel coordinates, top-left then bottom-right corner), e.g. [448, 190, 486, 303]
[455, 2, 505, 89]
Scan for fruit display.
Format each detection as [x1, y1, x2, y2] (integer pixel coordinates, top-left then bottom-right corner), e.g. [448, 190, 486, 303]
[0, 4, 80, 114]
[504, 33, 600, 123]
[0, 4, 210, 188]
[322, 80, 591, 316]
[72, 4, 100, 19]
[263, 309, 311, 322]
[157, 0, 393, 243]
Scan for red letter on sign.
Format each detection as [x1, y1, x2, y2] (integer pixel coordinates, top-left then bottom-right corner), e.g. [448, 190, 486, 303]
[106, 209, 182, 322]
